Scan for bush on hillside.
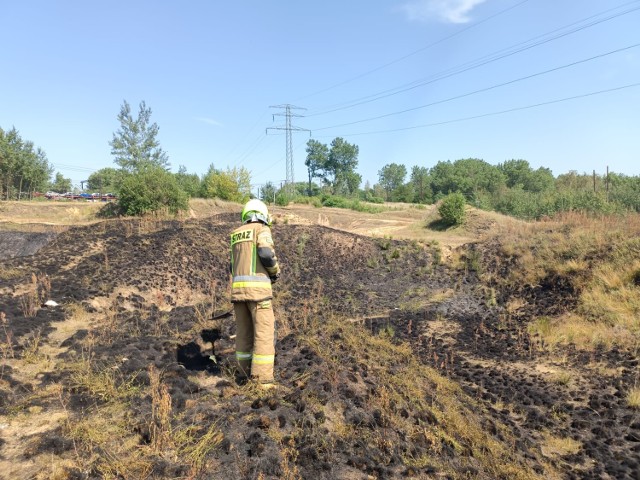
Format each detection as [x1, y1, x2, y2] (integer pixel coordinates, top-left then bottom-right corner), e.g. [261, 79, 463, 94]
[117, 167, 188, 216]
[289, 195, 323, 207]
[438, 192, 466, 226]
[321, 195, 385, 213]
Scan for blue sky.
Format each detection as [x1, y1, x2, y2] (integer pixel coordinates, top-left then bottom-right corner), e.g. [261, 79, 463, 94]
[1, 0, 639, 192]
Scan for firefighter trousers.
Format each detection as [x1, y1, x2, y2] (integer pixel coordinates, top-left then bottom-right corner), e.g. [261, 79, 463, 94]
[233, 300, 275, 383]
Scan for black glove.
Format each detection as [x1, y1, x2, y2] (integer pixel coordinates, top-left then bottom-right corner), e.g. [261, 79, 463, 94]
[270, 273, 280, 283]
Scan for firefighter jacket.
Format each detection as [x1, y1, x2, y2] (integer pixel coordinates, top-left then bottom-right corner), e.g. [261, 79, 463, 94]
[230, 222, 280, 303]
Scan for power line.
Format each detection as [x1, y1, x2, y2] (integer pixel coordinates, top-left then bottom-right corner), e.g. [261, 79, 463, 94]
[307, 1, 640, 117]
[313, 42, 640, 131]
[314, 82, 640, 138]
[252, 139, 308, 178]
[229, 132, 270, 169]
[51, 163, 99, 173]
[223, 109, 270, 164]
[294, 0, 531, 102]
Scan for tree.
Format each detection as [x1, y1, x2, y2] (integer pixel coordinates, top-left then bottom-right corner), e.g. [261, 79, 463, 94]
[526, 167, 555, 193]
[109, 100, 169, 173]
[378, 163, 407, 201]
[305, 139, 329, 195]
[499, 159, 533, 189]
[555, 170, 592, 191]
[498, 159, 554, 193]
[410, 166, 432, 203]
[174, 165, 201, 198]
[431, 158, 505, 200]
[0, 127, 52, 199]
[327, 137, 361, 195]
[87, 167, 119, 193]
[50, 172, 72, 193]
[395, 182, 416, 203]
[609, 173, 640, 212]
[304, 137, 361, 195]
[260, 181, 277, 204]
[107, 101, 190, 216]
[201, 165, 251, 202]
[28, 148, 52, 196]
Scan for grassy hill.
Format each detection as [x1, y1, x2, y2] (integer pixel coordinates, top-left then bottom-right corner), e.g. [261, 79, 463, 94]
[0, 201, 638, 479]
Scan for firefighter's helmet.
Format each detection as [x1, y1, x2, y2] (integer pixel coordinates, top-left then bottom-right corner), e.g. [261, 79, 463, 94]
[242, 199, 271, 225]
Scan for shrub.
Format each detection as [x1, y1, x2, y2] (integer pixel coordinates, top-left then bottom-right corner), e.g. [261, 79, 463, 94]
[275, 192, 289, 206]
[438, 192, 466, 226]
[320, 195, 386, 213]
[117, 167, 188, 216]
[290, 195, 322, 207]
[321, 195, 348, 208]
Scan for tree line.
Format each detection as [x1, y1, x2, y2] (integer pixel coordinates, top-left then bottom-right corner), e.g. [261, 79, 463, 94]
[3, 99, 639, 220]
[0, 127, 53, 200]
[373, 158, 640, 219]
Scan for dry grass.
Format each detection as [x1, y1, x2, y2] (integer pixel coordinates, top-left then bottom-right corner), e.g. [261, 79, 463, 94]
[0, 267, 23, 280]
[0, 200, 103, 224]
[188, 198, 241, 218]
[149, 364, 173, 451]
[529, 314, 633, 351]
[627, 387, 640, 409]
[0, 311, 15, 367]
[549, 370, 573, 386]
[52, 362, 225, 477]
[489, 212, 640, 351]
[68, 357, 141, 403]
[61, 400, 152, 479]
[17, 272, 50, 318]
[299, 313, 547, 479]
[540, 432, 582, 458]
[398, 287, 455, 313]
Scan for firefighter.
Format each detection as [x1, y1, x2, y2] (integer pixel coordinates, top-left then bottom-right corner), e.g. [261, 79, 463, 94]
[230, 199, 280, 388]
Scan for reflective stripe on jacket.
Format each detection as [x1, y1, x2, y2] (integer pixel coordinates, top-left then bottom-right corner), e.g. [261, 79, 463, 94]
[230, 222, 280, 302]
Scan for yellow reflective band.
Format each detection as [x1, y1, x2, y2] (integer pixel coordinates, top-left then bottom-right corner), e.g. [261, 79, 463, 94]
[236, 352, 252, 360]
[252, 354, 275, 365]
[232, 282, 273, 289]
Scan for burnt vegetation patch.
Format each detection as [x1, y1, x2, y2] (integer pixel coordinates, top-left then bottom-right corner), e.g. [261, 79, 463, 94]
[0, 214, 638, 479]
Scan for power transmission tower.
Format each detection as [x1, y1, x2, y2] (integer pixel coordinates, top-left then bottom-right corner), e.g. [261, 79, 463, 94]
[266, 104, 310, 196]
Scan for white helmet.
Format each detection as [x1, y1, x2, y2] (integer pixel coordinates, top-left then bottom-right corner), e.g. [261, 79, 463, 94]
[241, 199, 271, 225]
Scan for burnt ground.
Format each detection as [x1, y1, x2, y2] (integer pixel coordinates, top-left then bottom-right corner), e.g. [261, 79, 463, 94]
[0, 231, 58, 260]
[0, 214, 639, 479]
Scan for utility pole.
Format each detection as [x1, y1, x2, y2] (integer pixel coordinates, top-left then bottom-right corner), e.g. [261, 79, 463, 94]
[266, 104, 310, 197]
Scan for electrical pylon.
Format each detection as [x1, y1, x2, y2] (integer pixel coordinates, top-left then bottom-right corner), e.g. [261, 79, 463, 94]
[266, 104, 310, 196]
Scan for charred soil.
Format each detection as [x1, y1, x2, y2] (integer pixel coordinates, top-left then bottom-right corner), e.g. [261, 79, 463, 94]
[0, 213, 638, 479]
